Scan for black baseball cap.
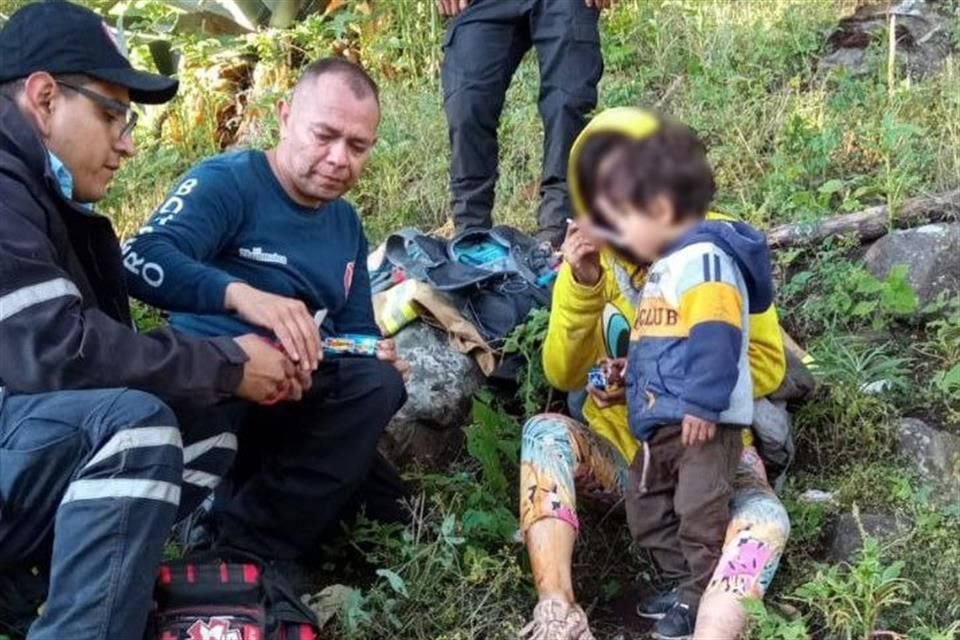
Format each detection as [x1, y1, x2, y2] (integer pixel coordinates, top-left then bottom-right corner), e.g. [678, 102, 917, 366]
[0, 0, 178, 104]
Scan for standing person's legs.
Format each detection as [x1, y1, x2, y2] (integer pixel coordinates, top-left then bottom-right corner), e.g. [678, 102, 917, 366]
[530, 0, 603, 247]
[213, 358, 407, 561]
[674, 428, 742, 610]
[694, 446, 790, 640]
[520, 413, 628, 636]
[0, 388, 184, 640]
[443, 0, 531, 233]
[625, 426, 689, 589]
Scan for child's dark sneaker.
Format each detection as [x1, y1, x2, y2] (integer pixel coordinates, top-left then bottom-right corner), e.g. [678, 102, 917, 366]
[636, 588, 679, 620]
[651, 602, 695, 640]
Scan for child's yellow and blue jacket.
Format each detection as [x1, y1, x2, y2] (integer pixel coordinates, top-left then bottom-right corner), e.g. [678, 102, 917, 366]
[626, 220, 775, 441]
[542, 107, 786, 463]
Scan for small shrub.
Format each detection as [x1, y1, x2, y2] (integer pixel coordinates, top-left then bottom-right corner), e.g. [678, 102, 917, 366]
[791, 537, 912, 640]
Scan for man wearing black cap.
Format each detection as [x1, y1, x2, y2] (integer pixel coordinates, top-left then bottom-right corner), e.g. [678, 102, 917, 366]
[0, 2, 303, 638]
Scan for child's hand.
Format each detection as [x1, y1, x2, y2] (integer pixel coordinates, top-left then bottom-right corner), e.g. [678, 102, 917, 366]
[681, 414, 717, 447]
[604, 357, 627, 388]
[587, 385, 625, 408]
[561, 221, 602, 286]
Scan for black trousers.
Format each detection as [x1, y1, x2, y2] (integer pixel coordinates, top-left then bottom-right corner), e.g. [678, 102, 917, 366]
[441, 0, 603, 245]
[211, 358, 409, 561]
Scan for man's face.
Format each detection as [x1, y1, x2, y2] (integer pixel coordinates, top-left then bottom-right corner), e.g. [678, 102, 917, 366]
[275, 74, 379, 206]
[41, 77, 136, 203]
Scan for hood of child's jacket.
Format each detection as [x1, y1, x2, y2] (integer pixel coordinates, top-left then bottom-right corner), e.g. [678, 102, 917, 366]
[674, 220, 775, 313]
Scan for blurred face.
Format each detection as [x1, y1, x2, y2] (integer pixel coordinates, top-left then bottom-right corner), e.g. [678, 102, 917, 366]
[274, 74, 379, 207]
[592, 151, 677, 262]
[597, 200, 673, 262]
[18, 73, 136, 203]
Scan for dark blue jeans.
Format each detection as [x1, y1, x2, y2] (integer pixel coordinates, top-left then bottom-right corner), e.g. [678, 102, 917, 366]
[0, 387, 239, 640]
[442, 0, 603, 245]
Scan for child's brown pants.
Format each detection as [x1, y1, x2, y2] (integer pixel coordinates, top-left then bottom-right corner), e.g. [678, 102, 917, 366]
[625, 424, 743, 609]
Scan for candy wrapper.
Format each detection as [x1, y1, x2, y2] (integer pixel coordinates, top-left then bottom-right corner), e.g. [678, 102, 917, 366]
[322, 334, 379, 357]
[588, 359, 626, 392]
[588, 366, 608, 391]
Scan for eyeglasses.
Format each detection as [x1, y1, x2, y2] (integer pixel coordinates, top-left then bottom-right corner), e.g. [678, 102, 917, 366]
[56, 80, 139, 140]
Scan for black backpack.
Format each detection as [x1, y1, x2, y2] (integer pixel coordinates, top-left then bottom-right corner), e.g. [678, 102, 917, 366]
[374, 225, 554, 346]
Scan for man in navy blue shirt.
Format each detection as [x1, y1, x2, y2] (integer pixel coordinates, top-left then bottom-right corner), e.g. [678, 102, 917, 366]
[124, 58, 410, 570]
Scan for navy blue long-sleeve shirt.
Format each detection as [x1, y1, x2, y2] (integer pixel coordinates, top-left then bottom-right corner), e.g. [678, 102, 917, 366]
[123, 150, 379, 339]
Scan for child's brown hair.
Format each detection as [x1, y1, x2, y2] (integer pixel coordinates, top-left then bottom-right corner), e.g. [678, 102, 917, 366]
[591, 117, 716, 224]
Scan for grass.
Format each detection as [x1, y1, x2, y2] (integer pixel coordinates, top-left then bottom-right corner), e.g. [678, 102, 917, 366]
[31, 0, 960, 637]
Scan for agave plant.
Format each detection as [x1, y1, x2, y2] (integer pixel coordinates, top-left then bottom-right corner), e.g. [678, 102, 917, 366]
[93, 0, 334, 34]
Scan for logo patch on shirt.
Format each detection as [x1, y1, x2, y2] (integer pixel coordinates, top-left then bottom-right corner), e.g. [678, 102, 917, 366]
[239, 247, 288, 266]
[631, 297, 686, 339]
[344, 261, 355, 294]
[602, 302, 630, 359]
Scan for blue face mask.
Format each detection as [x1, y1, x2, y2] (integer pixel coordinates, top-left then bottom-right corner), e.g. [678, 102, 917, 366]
[48, 151, 93, 212]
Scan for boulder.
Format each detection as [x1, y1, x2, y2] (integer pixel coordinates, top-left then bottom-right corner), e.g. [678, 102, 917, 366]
[863, 223, 960, 308]
[818, 0, 956, 78]
[896, 417, 960, 502]
[827, 512, 913, 563]
[380, 322, 483, 467]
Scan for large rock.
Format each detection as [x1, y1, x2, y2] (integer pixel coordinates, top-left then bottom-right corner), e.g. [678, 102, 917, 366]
[896, 417, 960, 502]
[827, 512, 913, 563]
[863, 223, 960, 307]
[380, 322, 483, 467]
[818, 0, 956, 78]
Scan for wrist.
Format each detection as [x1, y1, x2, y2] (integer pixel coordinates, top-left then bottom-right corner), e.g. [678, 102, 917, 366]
[224, 282, 249, 312]
[571, 263, 602, 287]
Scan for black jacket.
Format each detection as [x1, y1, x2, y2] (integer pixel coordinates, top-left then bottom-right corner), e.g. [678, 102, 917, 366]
[0, 96, 246, 407]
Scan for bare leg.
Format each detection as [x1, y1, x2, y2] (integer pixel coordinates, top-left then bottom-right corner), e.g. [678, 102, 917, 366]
[695, 591, 745, 640]
[527, 517, 577, 603]
[694, 446, 791, 639]
[519, 413, 630, 635]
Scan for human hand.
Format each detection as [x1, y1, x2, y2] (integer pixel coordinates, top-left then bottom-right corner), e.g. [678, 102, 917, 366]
[681, 414, 717, 447]
[561, 221, 603, 286]
[233, 334, 298, 404]
[283, 368, 314, 403]
[585, 0, 616, 9]
[377, 339, 412, 382]
[603, 357, 627, 388]
[587, 383, 625, 409]
[225, 282, 321, 372]
[437, 0, 469, 17]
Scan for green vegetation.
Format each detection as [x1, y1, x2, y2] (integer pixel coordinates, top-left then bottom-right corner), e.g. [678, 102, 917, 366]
[4, 0, 959, 637]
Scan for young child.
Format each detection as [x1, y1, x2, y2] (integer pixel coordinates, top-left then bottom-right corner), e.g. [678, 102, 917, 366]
[593, 117, 776, 640]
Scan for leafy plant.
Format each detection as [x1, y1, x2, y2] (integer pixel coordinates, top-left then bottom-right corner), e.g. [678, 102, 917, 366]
[502, 308, 552, 417]
[743, 598, 810, 640]
[791, 537, 912, 640]
[914, 297, 960, 424]
[779, 246, 918, 337]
